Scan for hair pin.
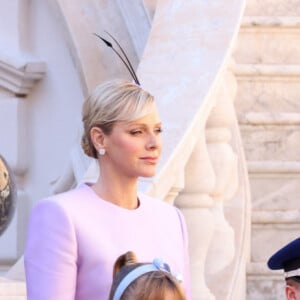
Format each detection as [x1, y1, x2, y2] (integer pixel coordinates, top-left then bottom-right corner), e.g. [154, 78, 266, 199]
[152, 258, 182, 282]
[94, 31, 140, 86]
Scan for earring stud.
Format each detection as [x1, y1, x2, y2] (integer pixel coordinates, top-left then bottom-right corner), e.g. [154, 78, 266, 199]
[99, 148, 106, 156]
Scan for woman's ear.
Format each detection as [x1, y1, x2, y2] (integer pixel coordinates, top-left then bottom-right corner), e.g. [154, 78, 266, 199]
[90, 127, 105, 151]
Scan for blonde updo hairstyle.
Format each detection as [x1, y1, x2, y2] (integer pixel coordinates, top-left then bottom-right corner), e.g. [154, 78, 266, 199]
[81, 79, 154, 158]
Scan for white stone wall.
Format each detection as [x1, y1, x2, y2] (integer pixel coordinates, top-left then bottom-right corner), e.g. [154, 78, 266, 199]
[0, 0, 84, 268]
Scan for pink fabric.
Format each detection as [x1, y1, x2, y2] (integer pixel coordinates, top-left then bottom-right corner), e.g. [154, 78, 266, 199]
[24, 183, 191, 300]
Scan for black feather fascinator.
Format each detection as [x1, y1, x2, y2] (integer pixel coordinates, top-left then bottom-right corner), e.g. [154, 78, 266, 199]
[94, 31, 140, 86]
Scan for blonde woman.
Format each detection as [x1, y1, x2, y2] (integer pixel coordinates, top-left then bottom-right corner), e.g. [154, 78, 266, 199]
[24, 80, 191, 299]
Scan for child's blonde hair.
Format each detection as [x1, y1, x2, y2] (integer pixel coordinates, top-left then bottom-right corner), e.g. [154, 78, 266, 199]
[108, 251, 186, 300]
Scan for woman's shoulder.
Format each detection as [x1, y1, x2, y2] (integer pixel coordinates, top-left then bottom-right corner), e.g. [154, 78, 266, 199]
[31, 183, 92, 214]
[139, 193, 181, 215]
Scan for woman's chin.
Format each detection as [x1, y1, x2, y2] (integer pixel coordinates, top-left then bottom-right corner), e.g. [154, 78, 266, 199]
[139, 170, 157, 178]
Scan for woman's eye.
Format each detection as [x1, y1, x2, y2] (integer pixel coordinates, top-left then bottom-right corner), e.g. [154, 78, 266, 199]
[130, 130, 143, 135]
[155, 128, 163, 134]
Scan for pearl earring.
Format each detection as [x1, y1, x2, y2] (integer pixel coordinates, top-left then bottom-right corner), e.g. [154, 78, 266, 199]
[99, 148, 106, 156]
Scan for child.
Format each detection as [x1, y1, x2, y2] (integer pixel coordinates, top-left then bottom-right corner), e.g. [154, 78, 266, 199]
[108, 251, 186, 300]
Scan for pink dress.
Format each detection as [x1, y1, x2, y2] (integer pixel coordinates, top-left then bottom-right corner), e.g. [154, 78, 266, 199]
[25, 183, 191, 299]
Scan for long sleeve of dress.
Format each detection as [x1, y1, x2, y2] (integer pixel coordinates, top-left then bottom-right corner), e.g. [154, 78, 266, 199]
[24, 199, 77, 300]
[176, 208, 192, 300]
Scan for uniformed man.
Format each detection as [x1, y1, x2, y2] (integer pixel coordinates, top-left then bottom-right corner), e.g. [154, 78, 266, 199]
[268, 237, 300, 300]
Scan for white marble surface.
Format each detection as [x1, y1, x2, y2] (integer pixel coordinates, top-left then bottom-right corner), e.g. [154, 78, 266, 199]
[250, 176, 300, 211]
[251, 223, 300, 262]
[137, 0, 246, 197]
[241, 124, 300, 161]
[0, 277, 26, 298]
[247, 274, 285, 300]
[54, 0, 141, 95]
[235, 26, 300, 64]
[236, 80, 300, 114]
[245, 0, 300, 16]
[232, 1, 300, 299]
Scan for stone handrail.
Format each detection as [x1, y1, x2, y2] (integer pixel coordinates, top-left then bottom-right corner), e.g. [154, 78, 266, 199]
[137, 0, 246, 197]
[136, 1, 249, 299]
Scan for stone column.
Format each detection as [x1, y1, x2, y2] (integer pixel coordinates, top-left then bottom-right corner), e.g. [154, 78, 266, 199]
[205, 70, 239, 286]
[176, 131, 216, 300]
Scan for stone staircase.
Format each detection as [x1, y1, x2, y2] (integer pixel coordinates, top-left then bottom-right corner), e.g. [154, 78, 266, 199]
[233, 1, 300, 299]
[0, 278, 26, 300]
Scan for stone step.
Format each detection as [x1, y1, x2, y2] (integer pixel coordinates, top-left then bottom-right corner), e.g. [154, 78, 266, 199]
[0, 278, 26, 299]
[246, 262, 285, 300]
[251, 210, 300, 262]
[235, 63, 300, 80]
[244, 0, 300, 17]
[235, 16, 300, 64]
[0, 297, 26, 300]
[238, 113, 300, 161]
[233, 64, 300, 114]
[247, 161, 300, 210]
[239, 112, 300, 125]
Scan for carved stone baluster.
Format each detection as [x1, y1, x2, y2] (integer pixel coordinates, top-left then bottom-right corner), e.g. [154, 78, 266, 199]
[175, 132, 216, 300]
[205, 70, 239, 294]
[163, 174, 184, 205]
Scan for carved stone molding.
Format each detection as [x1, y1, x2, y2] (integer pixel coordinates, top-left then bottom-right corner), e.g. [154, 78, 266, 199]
[239, 112, 300, 125]
[0, 51, 46, 97]
[252, 210, 300, 224]
[242, 16, 300, 30]
[248, 161, 300, 176]
[234, 64, 300, 81]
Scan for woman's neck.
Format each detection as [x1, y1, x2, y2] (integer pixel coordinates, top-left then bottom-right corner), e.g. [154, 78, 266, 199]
[92, 172, 139, 210]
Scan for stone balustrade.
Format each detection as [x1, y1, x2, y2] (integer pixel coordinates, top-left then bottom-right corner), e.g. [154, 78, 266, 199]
[135, 1, 249, 298]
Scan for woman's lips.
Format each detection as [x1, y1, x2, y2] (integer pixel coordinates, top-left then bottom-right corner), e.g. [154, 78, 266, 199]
[140, 157, 158, 164]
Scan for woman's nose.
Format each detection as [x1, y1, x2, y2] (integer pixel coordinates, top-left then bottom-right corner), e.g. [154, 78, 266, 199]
[146, 133, 161, 150]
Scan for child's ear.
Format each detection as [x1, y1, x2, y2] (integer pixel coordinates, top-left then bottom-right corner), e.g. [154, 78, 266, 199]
[286, 285, 297, 300]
